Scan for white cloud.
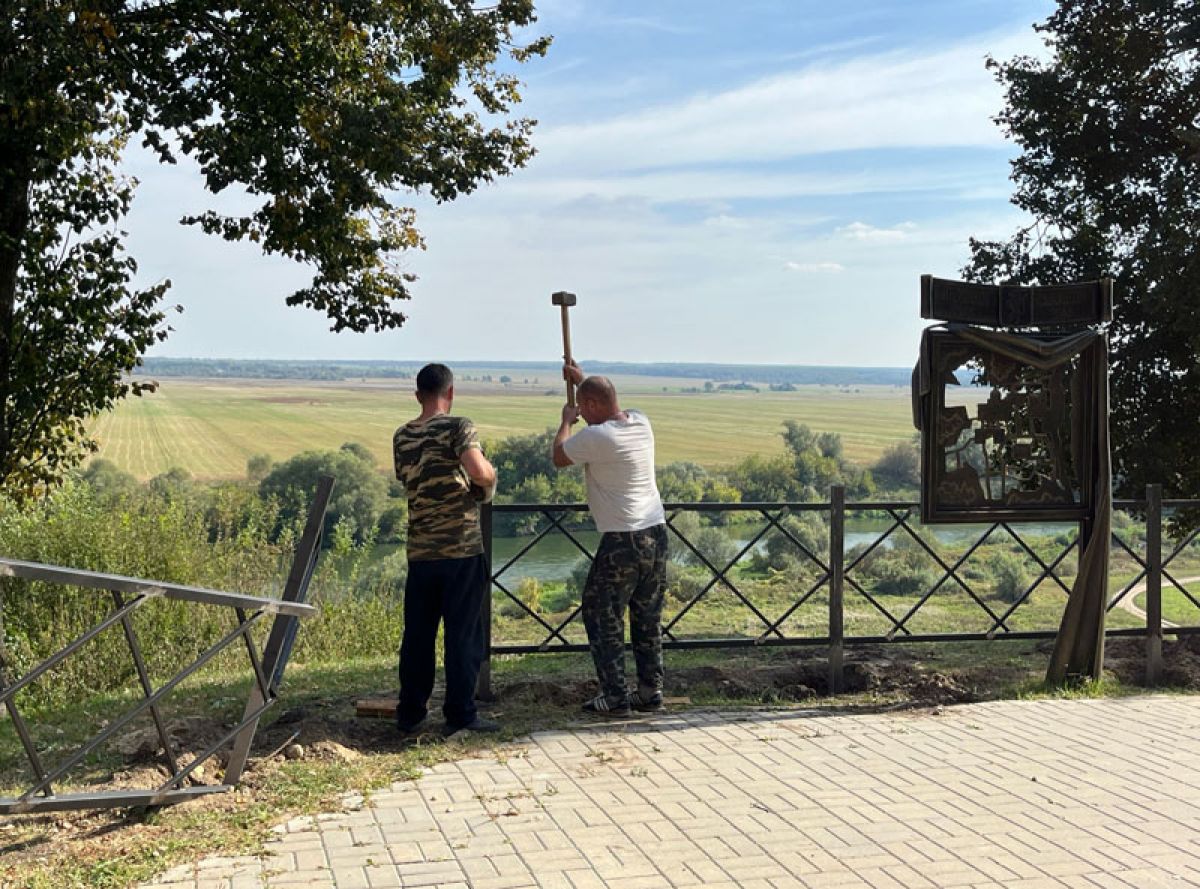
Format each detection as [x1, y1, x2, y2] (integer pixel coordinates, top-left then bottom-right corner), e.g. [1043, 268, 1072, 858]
[836, 221, 917, 242]
[530, 28, 1041, 173]
[489, 164, 1005, 207]
[784, 261, 845, 273]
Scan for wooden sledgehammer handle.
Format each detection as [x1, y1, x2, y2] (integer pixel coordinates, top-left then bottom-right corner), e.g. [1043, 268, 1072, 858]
[560, 305, 575, 407]
[552, 291, 578, 407]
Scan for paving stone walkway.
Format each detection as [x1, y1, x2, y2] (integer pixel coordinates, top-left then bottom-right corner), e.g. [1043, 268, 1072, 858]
[142, 695, 1200, 889]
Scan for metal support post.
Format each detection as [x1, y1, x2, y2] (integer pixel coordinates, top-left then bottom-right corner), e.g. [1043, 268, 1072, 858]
[828, 485, 845, 695]
[476, 503, 495, 702]
[223, 475, 333, 785]
[1145, 484, 1163, 686]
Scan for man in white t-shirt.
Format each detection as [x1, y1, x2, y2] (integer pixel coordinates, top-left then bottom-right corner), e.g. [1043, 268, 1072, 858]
[552, 362, 668, 716]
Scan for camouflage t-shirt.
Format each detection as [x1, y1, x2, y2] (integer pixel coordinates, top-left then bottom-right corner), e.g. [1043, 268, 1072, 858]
[393, 415, 484, 561]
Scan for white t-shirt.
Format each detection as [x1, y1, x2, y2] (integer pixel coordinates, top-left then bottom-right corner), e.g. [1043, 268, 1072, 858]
[562, 409, 666, 533]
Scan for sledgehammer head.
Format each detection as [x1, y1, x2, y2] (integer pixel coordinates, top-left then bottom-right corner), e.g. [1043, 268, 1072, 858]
[551, 291, 577, 307]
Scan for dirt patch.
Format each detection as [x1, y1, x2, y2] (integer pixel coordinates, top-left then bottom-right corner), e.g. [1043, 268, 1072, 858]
[1104, 635, 1200, 688]
[500, 678, 597, 706]
[643, 649, 979, 707]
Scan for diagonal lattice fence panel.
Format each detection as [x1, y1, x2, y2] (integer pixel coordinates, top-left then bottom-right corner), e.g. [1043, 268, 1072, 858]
[0, 477, 332, 814]
[483, 491, 1200, 688]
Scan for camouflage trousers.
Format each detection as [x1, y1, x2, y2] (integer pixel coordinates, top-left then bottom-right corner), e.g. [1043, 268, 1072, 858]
[581, 524, 668, 704]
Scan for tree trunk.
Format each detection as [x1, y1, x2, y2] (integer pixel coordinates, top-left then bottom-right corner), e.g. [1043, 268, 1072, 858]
[0, 154, 33, 670]
[0, 162, 31, 482]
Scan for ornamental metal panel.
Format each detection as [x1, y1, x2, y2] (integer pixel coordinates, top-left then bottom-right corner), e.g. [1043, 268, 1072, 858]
[918, 329, 1102, 524]
[920, 276, 1113, 326]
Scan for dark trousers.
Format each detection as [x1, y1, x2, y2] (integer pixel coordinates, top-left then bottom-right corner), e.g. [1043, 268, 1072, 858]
[398, 554, 488, 729]
[582, 525, 668, 703]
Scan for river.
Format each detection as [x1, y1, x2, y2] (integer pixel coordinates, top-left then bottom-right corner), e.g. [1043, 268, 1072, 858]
[483, 518, 1077, 583]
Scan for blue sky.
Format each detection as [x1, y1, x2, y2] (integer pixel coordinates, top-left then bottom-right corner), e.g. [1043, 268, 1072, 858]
[129, 0, 1054, 366]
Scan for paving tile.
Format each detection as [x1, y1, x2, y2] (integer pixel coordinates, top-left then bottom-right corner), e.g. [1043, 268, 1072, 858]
[131, 697, 1200, 889]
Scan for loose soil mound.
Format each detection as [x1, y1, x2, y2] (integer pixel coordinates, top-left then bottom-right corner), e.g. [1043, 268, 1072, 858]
[1104, 635, 1200, 687]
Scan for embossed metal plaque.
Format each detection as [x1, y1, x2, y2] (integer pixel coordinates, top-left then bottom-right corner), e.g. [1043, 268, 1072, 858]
[920, 330, 1101, 523]
[920, 276, 1112, 327]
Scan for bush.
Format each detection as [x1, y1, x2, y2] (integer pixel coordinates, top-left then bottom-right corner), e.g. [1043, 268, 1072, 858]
[871, 559, 938, 597]
[749, 514, 828, 575]
[678, 526, 741, 571]
[498, 576, 542, 618]
[0, 481, 292, 710]
[988, 550, 1031, 603]
[854, 541, 938, 597]
[666, 562, 708, 603]
[871, 442, 920, 493]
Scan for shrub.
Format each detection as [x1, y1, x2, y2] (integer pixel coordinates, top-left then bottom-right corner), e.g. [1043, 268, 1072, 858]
[665, 562, 708, 603]
[497, 576, 542, 618]
[678, 526, 741, 571]
[988, 550, 1031, 603]
[854, 542, 938, 597]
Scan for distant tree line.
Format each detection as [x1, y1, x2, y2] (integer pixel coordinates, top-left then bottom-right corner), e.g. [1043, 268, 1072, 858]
[138, 358, 416, 381]
[135, 358, 914, 387]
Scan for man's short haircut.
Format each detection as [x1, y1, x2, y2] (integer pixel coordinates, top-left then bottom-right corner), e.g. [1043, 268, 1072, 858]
[416, 363, 454, 397]
[578, 375, 617, 405]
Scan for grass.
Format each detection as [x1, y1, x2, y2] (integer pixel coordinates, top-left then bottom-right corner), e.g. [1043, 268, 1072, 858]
[88, 377, 921, 480]
[1135, 580, 1200, 625]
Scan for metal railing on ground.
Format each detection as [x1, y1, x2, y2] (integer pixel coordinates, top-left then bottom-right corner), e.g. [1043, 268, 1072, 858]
[0, 477, 334, 814]
[479, 484, 1200, 695]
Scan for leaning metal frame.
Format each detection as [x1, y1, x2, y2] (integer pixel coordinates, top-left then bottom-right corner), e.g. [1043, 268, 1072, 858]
[0, 475, 334, 814]
[478, 486, 1200, 695]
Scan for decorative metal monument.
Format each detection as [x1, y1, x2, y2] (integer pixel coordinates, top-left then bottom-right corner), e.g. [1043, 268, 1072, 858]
[913, 276, 1114, 682]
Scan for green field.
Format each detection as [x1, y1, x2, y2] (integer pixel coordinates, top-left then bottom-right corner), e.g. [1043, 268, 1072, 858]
[90, 376, 924, 480]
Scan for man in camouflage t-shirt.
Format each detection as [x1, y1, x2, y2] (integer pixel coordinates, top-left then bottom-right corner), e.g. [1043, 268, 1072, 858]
[393, 363, 498, 735]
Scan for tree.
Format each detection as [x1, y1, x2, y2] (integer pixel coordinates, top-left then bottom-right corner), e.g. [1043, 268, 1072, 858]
[0, 2, 549, 497]
[488, 430, 561, 495]
[872, 442, 920, 493]
[963, 1, 1200, 502]
[79, 458, 138, 502]
[723, 453, 798, 503]
[779, 421, 874, 499]
[657, 461, 741, 505]
[246, 453, 273, 483]
[259, 444, 388, 544]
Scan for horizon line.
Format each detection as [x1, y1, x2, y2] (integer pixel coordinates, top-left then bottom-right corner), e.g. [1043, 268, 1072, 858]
[140, 356, 914, 371]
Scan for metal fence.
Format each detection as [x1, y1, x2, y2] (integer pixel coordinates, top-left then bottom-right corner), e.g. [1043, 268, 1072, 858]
[0, 477, 334, 814]
[480, 484, 1200, 694]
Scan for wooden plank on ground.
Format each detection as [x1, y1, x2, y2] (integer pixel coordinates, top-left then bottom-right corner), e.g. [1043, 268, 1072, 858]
[356, 698, 398, 719]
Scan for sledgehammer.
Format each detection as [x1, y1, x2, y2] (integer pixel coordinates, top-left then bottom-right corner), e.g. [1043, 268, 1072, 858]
[551, 291, 578, 406]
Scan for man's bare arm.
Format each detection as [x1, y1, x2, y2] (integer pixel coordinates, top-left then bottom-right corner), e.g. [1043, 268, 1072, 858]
[553, 404, 579, 468]
[461, 447, 496, 487]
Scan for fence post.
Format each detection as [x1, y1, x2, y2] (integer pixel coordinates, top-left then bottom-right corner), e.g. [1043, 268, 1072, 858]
[828, 485, 845, 695]
[476, 502, 495, 702]
[1145, 484, 1163, 686]
[224, 475, 333, 785]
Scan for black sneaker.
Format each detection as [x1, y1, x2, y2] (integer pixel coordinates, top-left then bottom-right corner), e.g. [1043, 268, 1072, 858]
[442, 715, 501, 737]
[582, 694, 632, 717]
[397, 714, 427, 734]
[628, 690, 664, 712]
